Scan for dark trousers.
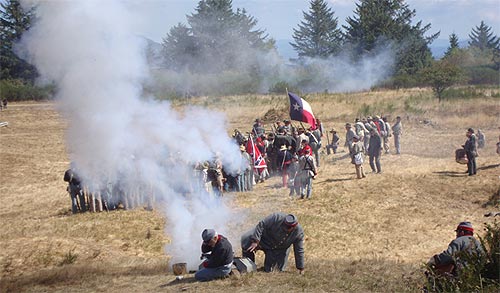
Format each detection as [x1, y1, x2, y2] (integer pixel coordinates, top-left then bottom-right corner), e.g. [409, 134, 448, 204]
[466, 152, 476, 175]
[369, 153, 381, 173]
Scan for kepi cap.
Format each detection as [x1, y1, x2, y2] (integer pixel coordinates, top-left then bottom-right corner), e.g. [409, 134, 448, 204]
[456, 221, 474, 233]
[284, 214, 298, 227]
[202, 229, 217, 243]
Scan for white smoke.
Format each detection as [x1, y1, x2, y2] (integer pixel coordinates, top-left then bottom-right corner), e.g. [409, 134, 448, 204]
[19, 0, 243, 269]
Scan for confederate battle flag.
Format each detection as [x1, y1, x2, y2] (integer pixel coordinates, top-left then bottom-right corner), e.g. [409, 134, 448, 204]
[246, 136, 267, 172]
[288, 92, 317, 129]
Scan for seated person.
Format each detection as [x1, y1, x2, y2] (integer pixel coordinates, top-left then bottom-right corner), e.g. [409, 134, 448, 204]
[195, 229, 233, 282]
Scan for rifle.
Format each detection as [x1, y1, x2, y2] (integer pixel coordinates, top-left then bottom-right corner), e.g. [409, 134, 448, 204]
[326, 131, 331, 155]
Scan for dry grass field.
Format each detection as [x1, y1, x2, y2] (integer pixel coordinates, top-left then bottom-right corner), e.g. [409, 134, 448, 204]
[1, 88, 499, 292]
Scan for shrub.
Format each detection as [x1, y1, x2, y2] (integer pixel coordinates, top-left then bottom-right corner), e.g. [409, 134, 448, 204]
[465, 66, 500, 85]
[423, 220, 500, 292]
[0, 79, 54, 101]
[269, 81, 299, 94]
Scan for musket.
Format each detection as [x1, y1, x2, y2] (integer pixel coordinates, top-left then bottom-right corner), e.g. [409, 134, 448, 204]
[326, 131, 331, 155]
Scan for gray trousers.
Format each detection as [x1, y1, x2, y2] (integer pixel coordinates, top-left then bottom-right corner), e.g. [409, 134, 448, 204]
[241, 229, 291, 272]
[394, 134, 401, 154]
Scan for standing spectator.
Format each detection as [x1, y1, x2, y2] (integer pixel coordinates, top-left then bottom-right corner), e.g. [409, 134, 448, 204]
[308, 126, 322, 167]
[368, 128, 383, 174]
[326, 129, 340, 154]
[241, 213, 305, 274]
[477, 129, 485, 149]
[350, 135, 366, 179]
[195, 229, 234, 282]
[382, 117, 391, 154]
[299, 148, 317, 199]
[344, 123, 356, 153]
[392, 116, 403, 154]
[287, 155, 300, 197]
[276, 145, 292, 188]
[463, 128, 477, 176]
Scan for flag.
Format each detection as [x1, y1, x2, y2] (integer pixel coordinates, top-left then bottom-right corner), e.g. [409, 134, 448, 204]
[288, 92, 317, 129]
[246, 136, 267, 171]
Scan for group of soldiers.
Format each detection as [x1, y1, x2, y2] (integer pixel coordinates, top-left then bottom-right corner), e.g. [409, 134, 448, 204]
[343, 115, 403, 179]
[233, 118, 322, 199]
[63, 114, 406, 213]
[64, 167, 155, 214]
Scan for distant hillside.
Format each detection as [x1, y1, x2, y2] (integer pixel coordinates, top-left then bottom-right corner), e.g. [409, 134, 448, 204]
[275, 38, 471, 60]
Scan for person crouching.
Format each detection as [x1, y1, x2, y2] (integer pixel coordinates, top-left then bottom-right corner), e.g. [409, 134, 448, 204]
[195, 229, 234, 282]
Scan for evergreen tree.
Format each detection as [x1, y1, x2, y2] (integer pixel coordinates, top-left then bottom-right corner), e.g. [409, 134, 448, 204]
[162, 0, 272, 73]
[290, 0, 342, 58]
[468, 21, 499, 51]
[0, 0, 37, 81]
[444, 33, 460, 58]
[343, 0, 438, 75]
[162, 23, 197, 70]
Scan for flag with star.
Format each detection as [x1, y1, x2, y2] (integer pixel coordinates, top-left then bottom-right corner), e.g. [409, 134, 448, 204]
[288, 92, 317, 129]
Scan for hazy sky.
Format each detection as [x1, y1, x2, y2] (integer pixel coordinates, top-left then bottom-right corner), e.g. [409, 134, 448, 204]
[127, 0, 500, 43]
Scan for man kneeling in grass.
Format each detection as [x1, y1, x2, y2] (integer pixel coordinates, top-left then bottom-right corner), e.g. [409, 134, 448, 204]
[195, 229, 234, 282]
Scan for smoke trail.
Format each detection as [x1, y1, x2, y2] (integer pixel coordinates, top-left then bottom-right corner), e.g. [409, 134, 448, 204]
[19, 0, 243, 269]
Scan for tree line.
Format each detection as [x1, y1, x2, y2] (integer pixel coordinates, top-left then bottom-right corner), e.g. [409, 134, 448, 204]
[1, 0, 499, 100]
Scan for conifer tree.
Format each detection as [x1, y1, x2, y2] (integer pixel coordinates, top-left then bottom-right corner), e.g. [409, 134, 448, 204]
[468, 21, 500, 51]
[444, 33, 460, 58]
[0, 0, 37, 81]
[162, 0, 272, 73]
[291, 0, 342, 58]
[343, 0, 438, 75]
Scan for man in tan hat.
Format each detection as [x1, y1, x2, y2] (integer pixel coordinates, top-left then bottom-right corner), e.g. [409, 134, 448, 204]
[326, 129, 340, 154]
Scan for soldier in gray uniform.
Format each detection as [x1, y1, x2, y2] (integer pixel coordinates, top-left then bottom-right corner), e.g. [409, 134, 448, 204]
[241, 213, 305, 274]
[392, 116, 403, 154]
[63, 166, 86, 213]
[428, 221, 483, 276]
[344, 123, 356, 153]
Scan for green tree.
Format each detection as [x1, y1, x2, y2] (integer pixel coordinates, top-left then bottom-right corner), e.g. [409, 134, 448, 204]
[420, 60, 464, 102]
[162, 23, 197, 70]
[290, 0, 343, 58]
[468, 21, 500, 51]
[343, 0, 438, 75]
[444, 33, 459, 58]
[0, 0, 37, 81]
[163, 0, 272, 73]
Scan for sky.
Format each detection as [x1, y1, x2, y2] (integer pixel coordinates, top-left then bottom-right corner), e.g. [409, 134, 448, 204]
[127, 0, 500, 44]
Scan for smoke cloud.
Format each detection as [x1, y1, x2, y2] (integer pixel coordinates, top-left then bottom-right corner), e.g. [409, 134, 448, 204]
[19, 0, 244, 269]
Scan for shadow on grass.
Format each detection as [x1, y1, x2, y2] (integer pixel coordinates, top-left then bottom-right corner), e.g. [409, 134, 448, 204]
[322, 177, 352, 183]
[432, 170, 467, 177]
[477, 163, 500, 171]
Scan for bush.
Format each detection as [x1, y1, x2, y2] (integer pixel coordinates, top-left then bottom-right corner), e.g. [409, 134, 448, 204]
[423, 220, 500, 292]
[465, 66, 500, 85]
[269, 81, 299, 94]
[0, 79, 54, 101]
